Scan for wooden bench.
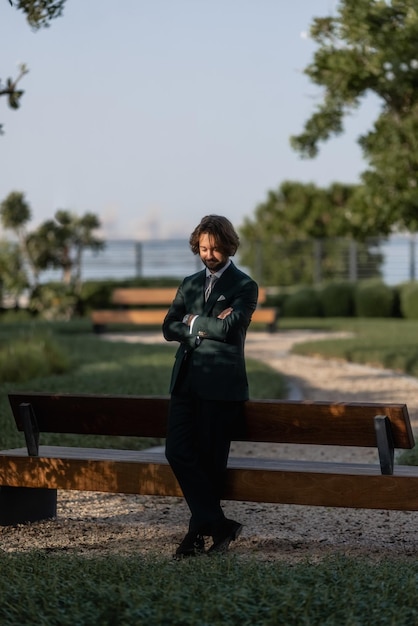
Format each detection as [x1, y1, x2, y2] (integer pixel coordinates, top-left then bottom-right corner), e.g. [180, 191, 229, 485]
[0, 392, 418, 525]
[91, 287, 278, 333]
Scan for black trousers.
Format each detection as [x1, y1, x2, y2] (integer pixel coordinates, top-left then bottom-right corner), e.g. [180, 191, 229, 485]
[165, 390, 244, 535]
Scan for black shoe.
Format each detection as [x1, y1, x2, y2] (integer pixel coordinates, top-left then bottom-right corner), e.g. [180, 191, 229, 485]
[208, 519, 243, 555]
[174, 532, 205, 558]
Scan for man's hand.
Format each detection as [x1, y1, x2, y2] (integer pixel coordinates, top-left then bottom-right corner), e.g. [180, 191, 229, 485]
[217, 307, 233, 319]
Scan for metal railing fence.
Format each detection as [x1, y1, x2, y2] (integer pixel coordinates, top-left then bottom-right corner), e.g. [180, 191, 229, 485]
[36, 234, 418, 287]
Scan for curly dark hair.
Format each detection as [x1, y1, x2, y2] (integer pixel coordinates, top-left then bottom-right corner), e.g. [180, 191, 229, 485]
[189, 215, 240, 256]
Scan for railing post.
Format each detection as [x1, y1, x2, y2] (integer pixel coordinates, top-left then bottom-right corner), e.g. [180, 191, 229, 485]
[255, 240, 263, 285]
[313, 240, 322, 285]
[135, 242, 143, 277]
[409, 235, 416, 281]
[349, 239, 358, 281]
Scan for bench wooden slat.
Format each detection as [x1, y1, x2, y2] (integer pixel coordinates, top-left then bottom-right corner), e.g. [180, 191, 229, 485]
[8, 393, 414, 449]
[92, 310, 168, 325]
[1, 447, 418, 510]
[246, 399, 414, 449]
[251, 309, 277, 324]
[9, 393, 170, 438]
[111, 287, 267, 306]
[91, 308, 277, 327]
[0, 445, 400, 471]
[224, 465, 418, 510]
[112, 288, 177, 305]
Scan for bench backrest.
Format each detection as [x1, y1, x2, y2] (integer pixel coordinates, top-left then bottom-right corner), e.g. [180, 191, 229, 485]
[8, 393, 414, 449]
[111, 287, 267, 306]
[112, 288, 177, 306]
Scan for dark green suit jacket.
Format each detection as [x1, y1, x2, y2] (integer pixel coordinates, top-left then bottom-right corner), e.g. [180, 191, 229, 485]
[162, 262, 258, 401]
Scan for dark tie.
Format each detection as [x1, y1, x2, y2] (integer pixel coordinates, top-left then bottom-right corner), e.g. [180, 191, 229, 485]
[204, 274, 217, 301]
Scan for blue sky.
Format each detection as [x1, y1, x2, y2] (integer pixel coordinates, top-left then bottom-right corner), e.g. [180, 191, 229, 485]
[1, 0, 380, 240]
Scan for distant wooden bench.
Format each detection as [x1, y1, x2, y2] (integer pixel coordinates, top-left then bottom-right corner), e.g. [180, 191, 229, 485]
[91, 287, 278, 333]
[0, 392, 418, 525]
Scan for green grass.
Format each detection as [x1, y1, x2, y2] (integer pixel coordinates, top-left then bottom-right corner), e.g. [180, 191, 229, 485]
[281, 317, 418, 375]
[0, 553, 417, 626]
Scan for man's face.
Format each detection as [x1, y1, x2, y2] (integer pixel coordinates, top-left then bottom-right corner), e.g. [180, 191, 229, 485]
[199, 233, 229, 273]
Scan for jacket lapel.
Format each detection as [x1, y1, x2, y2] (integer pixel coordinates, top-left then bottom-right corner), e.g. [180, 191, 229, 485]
[202, 263, 237, 315]
[184, 270, 206, 313]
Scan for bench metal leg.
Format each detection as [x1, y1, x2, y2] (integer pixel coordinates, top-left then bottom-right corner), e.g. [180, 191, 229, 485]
[93, 324, 106, 334]
[268, 311, 279, 333]
[0, 486, 57, 526]
[20, 402, 39, 457]
[374, 415, 395, 475]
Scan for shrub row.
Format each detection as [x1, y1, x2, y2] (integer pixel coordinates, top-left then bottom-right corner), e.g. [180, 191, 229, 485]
[78, 278, 412, 319]
[267, 280, 418, 319]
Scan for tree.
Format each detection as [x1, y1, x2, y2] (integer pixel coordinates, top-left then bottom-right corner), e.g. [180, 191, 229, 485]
[0, 191, 104, 316]
[239, 181, 383, 286]
[1, 0, 66, 133]
[0, 191, 41, 287]
[28, 210, 104, 293]
[0, 240, 28, 307]
[290, 0, 418, 236]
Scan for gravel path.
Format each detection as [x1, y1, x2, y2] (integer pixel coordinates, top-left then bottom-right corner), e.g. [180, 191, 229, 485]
[2, 330, 418, 562]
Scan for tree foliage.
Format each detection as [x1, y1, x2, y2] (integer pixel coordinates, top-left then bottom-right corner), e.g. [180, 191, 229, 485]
[0, 191, 40, 286]
[0, 191, 104, 315]
[239, 181, 383, 286]
[1, 0, 66, 133]
[0, 64, 29, 134]
[10, 0, 66, 29]
[291, 0, 418, 234]
[27, 210, 104, 291]
[0, 240, 28, 305]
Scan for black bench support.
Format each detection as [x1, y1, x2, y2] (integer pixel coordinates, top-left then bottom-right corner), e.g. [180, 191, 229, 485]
[374, 415, 395, 475]
[0, 486, 57, 526]
[20, 402, 39, 457]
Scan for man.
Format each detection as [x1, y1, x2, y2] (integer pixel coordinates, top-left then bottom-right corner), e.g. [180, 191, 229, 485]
[163, 214, 258, 557]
